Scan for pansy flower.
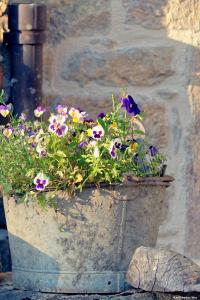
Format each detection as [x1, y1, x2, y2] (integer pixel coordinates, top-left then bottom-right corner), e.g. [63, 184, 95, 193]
[19, 112, 27, 121]
[69, 107, 87, 123]
[113, 138, 121, 149]
[0, 104, 12, 118]
[3, 127, 13, 138]
[120, 95, 141, 116]
[97, 112, 106, 119]
[91, 125, 104, 140]
[78, 141, 88, 148]
[149, 145, 158, 157]
[35, 129, 45, 143]
[27, 128, 35, 137]
[34, 173, 49, 191]
[17, 124, 25, 136]
[109, 142, 117, 159]
[85, 118, 95, 127]
[49, 115, 68, 137]
[27, 136, 35, 145]
[36, 144, 47, 157]
[34, 106, 46, 118]
[109, 122, 118, 130]
[130, 142, 138, 152]
[56, 105, 68, 117]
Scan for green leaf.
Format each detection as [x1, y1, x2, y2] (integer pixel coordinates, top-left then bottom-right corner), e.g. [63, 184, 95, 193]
[137, 112, 146, 121]
[97, 118, 107, 133]
[133, 130, 145, 135]
[56, 150, 67, 158]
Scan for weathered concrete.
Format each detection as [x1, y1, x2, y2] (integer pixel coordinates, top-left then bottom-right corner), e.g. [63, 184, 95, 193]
[127, 246, 200, 292]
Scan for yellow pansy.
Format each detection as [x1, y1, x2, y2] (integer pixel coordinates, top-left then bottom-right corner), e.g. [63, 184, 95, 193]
[130, 142, 138, 152]
[87, 128, 92, 137]
[109, 122, 118, 130]
[3, 128, 13, 138]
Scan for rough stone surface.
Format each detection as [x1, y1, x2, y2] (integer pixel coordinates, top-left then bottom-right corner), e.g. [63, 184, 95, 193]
[48, 0, 111, 44]
[143, 104, 168, 151]
[127, 246, 200, 292]
[123, 0, 200, 30]
[61, 47, 174, 87]
[186, 46, 200, 261]
[122, 0, 167, 30]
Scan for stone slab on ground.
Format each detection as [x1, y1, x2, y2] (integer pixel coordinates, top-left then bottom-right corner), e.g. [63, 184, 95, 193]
[127, 246, 200, 293]
[0, 274, 199, 300]
[0, 291, 158, 300]
[0, 275, 152, 300]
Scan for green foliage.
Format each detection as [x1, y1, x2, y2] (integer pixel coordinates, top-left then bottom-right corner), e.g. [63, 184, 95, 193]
[0, 91, 166, 206]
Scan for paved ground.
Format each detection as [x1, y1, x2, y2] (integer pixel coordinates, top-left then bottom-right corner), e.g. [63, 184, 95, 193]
[0, 273, 200, 300]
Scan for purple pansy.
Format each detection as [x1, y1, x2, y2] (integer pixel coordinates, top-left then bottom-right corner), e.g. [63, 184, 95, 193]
[120, 95, 141, 116]
[149, 145, 158, 157]
[17, 124, 25, 136]
[49, 115, 68, 137]
[27, 128, 35, 137]
[19, 112, 27, 121]
[56, 104, 68, 117]
[31, 142, 37, 148]
[78, 141, 88, 148]
[72, 131, 77, 137]
[113, 138, 128, 153]
[36, 144, 47, 157]
[97, 112, 106, 119]
[119, 144, 128, 152]
[91, 125, 104, 140]
[0, 104, 12, 118]
[18, 124, 25, 130]
[34, 173, 49, 191]
[109, 142, 117, 159]
[85, 118, 94, 123]
[34, 106, 46, 118]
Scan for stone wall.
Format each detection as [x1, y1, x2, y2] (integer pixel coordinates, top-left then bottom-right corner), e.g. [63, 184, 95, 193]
[1, 0, 200, 263]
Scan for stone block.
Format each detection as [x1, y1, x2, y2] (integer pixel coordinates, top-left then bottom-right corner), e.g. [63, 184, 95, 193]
[61, 47, 174, 87]
[48, 0, 111, 44]
[122, 0, 200, 31]
[142, 104, 168, 151]
[127, 246, 200, 292]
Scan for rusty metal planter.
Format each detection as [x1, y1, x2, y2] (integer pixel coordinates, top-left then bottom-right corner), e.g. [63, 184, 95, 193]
[3, 177, 173, 293]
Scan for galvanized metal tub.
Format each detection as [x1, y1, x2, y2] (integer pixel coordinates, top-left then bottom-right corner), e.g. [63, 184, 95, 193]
[3, 176, 173, 293]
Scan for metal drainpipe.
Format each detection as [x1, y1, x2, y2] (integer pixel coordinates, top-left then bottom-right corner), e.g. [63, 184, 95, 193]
[3, 3, 47, 120]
